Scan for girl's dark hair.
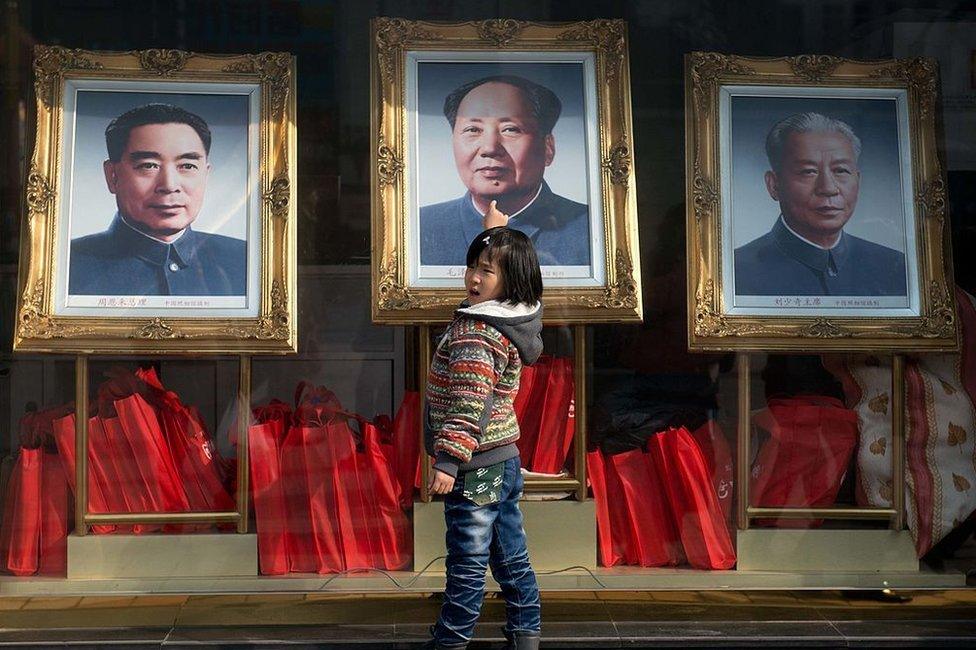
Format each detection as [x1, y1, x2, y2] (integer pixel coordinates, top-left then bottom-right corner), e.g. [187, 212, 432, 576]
[465, 227, 543, 305]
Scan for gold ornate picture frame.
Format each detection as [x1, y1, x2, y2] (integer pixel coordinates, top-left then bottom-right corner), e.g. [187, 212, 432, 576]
[14, 46, 297, 354]
[685, 52, 957, 351]
[370, 18, 642, 324]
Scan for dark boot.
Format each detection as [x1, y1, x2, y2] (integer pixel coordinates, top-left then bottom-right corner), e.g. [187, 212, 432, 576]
[422, 625, 469, 650]
[502, 628, 541, 650]
[421, 641, 468, 650]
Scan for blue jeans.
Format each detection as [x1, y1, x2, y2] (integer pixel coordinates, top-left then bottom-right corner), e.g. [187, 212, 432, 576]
[433, 456, 541, 645]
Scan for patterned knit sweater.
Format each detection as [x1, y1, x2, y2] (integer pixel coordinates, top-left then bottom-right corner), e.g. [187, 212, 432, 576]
[424, 301, 543, 477]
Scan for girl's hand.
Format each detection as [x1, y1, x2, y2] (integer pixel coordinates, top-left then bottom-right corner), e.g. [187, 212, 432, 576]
[483, 200, 509, 229]
[428, 468, 456, 495]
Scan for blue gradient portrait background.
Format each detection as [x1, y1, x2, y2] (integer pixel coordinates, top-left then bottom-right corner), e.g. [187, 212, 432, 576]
[730, 96, 907, 252]
[69, 91, 249, 241]
[416, 62, 589, 207]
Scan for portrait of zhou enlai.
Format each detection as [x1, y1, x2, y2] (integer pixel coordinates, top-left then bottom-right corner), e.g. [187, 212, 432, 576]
[419, 75, 591, 267]
[68, 103, 246, 296]
[734, 112, 908, 297]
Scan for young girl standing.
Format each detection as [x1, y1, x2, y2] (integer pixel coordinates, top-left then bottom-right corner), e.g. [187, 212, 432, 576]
[423, 225, 544, 650]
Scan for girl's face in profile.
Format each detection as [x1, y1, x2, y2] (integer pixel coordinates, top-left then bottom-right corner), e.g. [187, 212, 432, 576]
[465, 250, 505, 305]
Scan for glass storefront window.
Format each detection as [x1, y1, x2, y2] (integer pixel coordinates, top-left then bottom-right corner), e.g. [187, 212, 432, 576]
[1, 0, 974, 589]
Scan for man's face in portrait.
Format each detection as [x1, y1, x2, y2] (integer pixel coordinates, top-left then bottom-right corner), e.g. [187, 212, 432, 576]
[764, 130, 860, 247]
[452, 81, 555, 214]
[103, 122, 211, 242]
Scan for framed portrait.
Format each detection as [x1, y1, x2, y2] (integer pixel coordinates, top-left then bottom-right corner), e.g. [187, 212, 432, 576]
[370, 18, 642, 324]
[685, 53, 957, 351]
[14, 47, 297, 354]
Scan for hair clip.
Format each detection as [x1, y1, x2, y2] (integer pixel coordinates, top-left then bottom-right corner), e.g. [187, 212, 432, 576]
[483, 235, 491, 245]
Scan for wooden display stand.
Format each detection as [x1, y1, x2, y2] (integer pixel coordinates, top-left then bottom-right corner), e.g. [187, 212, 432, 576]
[733, 352, 918, 573]
[66, 355, 258, 579]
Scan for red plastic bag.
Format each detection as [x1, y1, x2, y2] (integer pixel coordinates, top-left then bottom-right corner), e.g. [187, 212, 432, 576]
[248, 420, 290, 575]
[325, 413, 411, 571]
[100, 416, 158, 534]
[750, 395, 858, 527]
[282, 383, 345, 573]
[51, 413, 116, 535]
[254, 383, 413, 574]
[279, 424, 324, 572]
[514, 356, 550, 467]
[164, 406, 234, 513]
[137, 368, 234, 514]
[528, 357, 575, 474]
[609, 448, 683, 567]
[513, 360, 540, 425]
[113, 392, 191, 516]
[296, 387, 375, 571]
[0, 408, 72, 575]
[0, 448, 42, 576]
[18, 405, 74, 452]
[247, 399, 292, 575]
[88, 417, 136, 534]
[355, 418, 411, 570]
[296, 384, 413, 573]
[390, 391, 420, 509]
[646, 428, 736, 570]
[689, 420, 734, 521]
[587, 448, 626, 567]
[325, 416, 374, 570]
[38, 451, 69, 575]
[253, 400, 292, 447]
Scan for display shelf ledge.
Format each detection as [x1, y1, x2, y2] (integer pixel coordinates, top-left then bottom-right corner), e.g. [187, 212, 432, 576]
[0, 567, 964, 597]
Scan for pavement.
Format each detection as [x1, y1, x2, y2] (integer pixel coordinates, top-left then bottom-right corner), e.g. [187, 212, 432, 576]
[2, 589, 976, 647]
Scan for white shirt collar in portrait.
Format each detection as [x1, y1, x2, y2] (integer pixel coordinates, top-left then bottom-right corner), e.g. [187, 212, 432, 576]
[779, 214, 842, 251]
[119, 213, 187, 245]
[470, 182, 544, 219]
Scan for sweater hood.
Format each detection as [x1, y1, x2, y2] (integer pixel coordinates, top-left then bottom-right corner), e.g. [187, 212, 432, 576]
[455, 300, 543, 365]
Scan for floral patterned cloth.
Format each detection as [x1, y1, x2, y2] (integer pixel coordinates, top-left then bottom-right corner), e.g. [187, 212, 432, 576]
[825, 288, 976, 556]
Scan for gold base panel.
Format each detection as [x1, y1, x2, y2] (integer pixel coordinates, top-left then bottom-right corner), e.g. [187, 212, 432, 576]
[736, 529, 919, 572]
[67, 534, 258, 579]
[413, 499, 597, 573]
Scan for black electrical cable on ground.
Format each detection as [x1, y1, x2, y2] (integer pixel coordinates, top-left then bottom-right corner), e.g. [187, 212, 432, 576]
[312, 557, 609, 591]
